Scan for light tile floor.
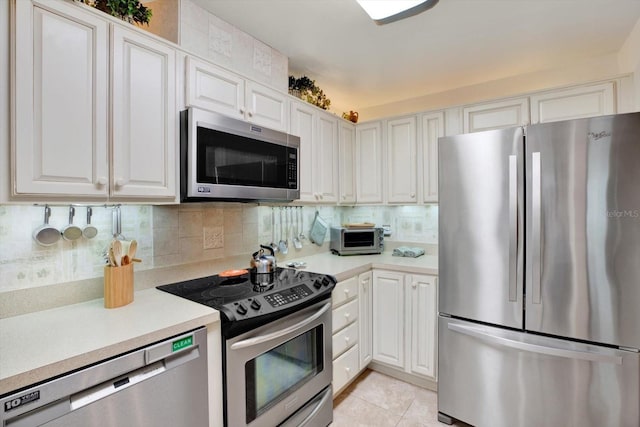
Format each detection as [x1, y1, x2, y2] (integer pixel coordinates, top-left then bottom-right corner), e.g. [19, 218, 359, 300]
[332, 369, 470, 427]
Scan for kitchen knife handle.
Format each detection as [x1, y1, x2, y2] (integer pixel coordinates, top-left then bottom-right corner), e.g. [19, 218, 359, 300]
[531, 152, 542, 304]
[508, 155, 518, 302]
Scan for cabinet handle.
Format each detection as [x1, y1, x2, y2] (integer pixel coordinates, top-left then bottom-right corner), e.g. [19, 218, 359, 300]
[344, 289, 349, 296]
[115, 178, 126, 187]
[410, 193, 416, 198]
[345, 336, 350, 343]
[248, 111, 253, 117]
[239, 108, 245, 115]
[412, 282, 417, 289]
[342, 195, 346, 200]
[96, 177, 107, 186]
[345, 367, 351, 373]
[345, 313, 350, 320]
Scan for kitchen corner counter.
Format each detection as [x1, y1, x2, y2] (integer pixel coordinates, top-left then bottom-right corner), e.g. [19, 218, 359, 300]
[0, 288, 219, 396]
[288, 252, 438, 281]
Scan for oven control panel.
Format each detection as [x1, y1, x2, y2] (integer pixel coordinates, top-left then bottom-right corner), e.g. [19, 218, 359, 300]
[227, 275, 335, 321]
[263, 285, 312, 307]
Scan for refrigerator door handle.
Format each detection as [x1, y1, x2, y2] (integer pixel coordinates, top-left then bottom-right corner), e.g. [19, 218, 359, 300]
[508, 155, 518, 302]
[531, 151, 542, 304]
[448, 322, 623, 364]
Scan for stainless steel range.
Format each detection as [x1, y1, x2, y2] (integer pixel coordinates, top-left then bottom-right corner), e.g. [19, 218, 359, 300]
[157, 267, 336, 427]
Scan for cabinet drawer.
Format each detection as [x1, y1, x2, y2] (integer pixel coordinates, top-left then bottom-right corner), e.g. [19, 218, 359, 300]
[333, 344, 360, 396]
[333, 321, 358, 359]
[332, 299, 358, 333]
[332, 276, 358, 307]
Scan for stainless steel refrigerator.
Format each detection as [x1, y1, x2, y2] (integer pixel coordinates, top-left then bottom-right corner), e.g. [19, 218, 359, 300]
[437, 112, 640, 427]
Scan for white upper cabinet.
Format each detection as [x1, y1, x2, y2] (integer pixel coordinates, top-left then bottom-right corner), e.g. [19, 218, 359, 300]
[13, 0, 109, 198]
[386, 116, 417, 203]
[355, 121, 383, 204]
[463, 97, 530, 133]
[529, 82, 615, 124]
[315, 113, 339, 203]
[338, 122, 356, 204]
[289, 99, 338, 203]
[12, 0, 178, 201]
[421, 112, 445, 203]
[245, 80, 288, 132]
[185, 56, 245, 120]
[290, 100, 315, 202]
[111, 26, 176, 199]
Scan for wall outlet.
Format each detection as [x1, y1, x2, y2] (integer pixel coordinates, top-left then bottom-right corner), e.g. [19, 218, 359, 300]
[382, 224, 392, 236]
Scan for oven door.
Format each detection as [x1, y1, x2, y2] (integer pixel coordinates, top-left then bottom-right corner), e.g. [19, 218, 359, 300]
[225, 300, 333, 427]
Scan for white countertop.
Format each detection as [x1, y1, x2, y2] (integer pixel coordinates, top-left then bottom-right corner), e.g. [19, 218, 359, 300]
[0, 289, 219, 395]
[288, 251, 438, 282]
[0, 251, 436, 396]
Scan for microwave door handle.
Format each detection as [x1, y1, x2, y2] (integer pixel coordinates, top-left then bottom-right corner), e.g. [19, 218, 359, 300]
[230, 302, 331, 350]
[214, 166, 219, 184]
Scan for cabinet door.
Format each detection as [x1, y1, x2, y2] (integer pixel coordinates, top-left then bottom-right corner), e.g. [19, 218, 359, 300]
[463, 97, 529, 133]
[355, 122, 383, 204]
[13, 0, 108, 197]
[185, 56, 245, 120]
[387, 116, 417, 203]
[530, 82, 615, 124]
[316, 113, 339, 203]
[245, 81, 288, 132]
[408, 274, 438, 379]
[421, 112, 444, 203]
[111, 26, 177, 199]
[358, 271, 373, 369]
[290, 100, 315, 202]
[339, 122, 356, 204]
[372, 270, 405, 369]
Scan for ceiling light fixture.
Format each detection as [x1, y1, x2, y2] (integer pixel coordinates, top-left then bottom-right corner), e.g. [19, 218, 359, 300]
[356, 0, 439, 25]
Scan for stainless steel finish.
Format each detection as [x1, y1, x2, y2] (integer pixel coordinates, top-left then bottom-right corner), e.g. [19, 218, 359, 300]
[278, 386, 333, 427]
[525, 114, 640, 348]
[438, 127, 524, 328]
[250, 245, 277, 273]
[438, 316, 640, 427]
[230, 302, 330, 350]
[32, 205, 61, 246]
[530, 151, 541, 304]
[225, 299, 332, 427]
[183, 107, 300, 202]
[0, 328, 208, 427]
[447, 321, 622, 364]
[507, 155, 518, 302]
[329, 226, 384, 256]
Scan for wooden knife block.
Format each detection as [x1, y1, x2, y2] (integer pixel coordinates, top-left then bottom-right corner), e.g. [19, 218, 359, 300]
[104, 263, 134, 308]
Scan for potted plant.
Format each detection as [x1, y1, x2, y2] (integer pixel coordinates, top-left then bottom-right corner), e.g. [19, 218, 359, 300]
[79, 0, 152, 25]
[289, 75, 331, 110]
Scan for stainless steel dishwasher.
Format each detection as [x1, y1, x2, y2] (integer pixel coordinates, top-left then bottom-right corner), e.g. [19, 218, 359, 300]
[1, 327, 208, 427]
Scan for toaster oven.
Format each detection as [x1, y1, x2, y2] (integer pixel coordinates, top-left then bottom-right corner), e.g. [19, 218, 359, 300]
[330, 226, 384, 255]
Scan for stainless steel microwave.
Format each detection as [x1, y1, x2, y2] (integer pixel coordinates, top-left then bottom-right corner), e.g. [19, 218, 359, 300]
[180, 108, 300, 202]
[330, 226, 384, 255]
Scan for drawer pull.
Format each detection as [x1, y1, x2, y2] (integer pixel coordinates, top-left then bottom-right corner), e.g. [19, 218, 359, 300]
[344, 313, 350, 319]
[345, 336, 350, 343]
[345, 367, 351, 373]
[344, 289, 349, 296]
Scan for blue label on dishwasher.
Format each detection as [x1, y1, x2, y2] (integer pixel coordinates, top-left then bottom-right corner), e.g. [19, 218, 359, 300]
[4, 390, 40, 412]
[172, 336, 193, 352]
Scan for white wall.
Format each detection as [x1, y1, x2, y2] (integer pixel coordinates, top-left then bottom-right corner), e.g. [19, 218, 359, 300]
[619, 15, 640, 111]
[359, 53, 629, 120]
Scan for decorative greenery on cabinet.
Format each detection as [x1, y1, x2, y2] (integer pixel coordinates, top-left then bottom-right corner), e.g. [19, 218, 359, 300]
[79, 0, 152, 25]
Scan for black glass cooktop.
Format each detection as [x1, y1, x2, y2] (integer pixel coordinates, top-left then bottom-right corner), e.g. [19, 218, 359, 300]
[157, 267, 336, 336]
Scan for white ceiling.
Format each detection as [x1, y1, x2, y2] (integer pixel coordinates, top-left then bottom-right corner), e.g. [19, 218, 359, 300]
[191, 0, 640, 113]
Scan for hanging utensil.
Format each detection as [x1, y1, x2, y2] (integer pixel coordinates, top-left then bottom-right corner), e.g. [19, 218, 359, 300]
[293, 207, 302, 249]
[270, 207, 279, 253]
[33, 205, 61, 246]
[298, 206, 306, 241]
[278, 207, 288, 254]
[82, 207, 98, 239]
[61, 206, 83, 241]
[309, 210, 328, 246]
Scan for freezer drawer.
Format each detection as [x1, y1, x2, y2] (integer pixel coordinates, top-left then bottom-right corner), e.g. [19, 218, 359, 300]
[438, 316, 640, 427]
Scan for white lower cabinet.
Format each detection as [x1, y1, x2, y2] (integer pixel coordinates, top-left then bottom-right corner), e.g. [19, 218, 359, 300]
[372, 270, 438, 383]
[331, 274, 366, 397]
[358, 271, 373, 368]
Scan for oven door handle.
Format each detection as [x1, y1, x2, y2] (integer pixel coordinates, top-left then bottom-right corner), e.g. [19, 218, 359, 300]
[230, 302, 331, 350]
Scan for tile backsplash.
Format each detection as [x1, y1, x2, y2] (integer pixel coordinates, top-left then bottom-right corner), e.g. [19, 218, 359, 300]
[0, 203, 437, 293]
